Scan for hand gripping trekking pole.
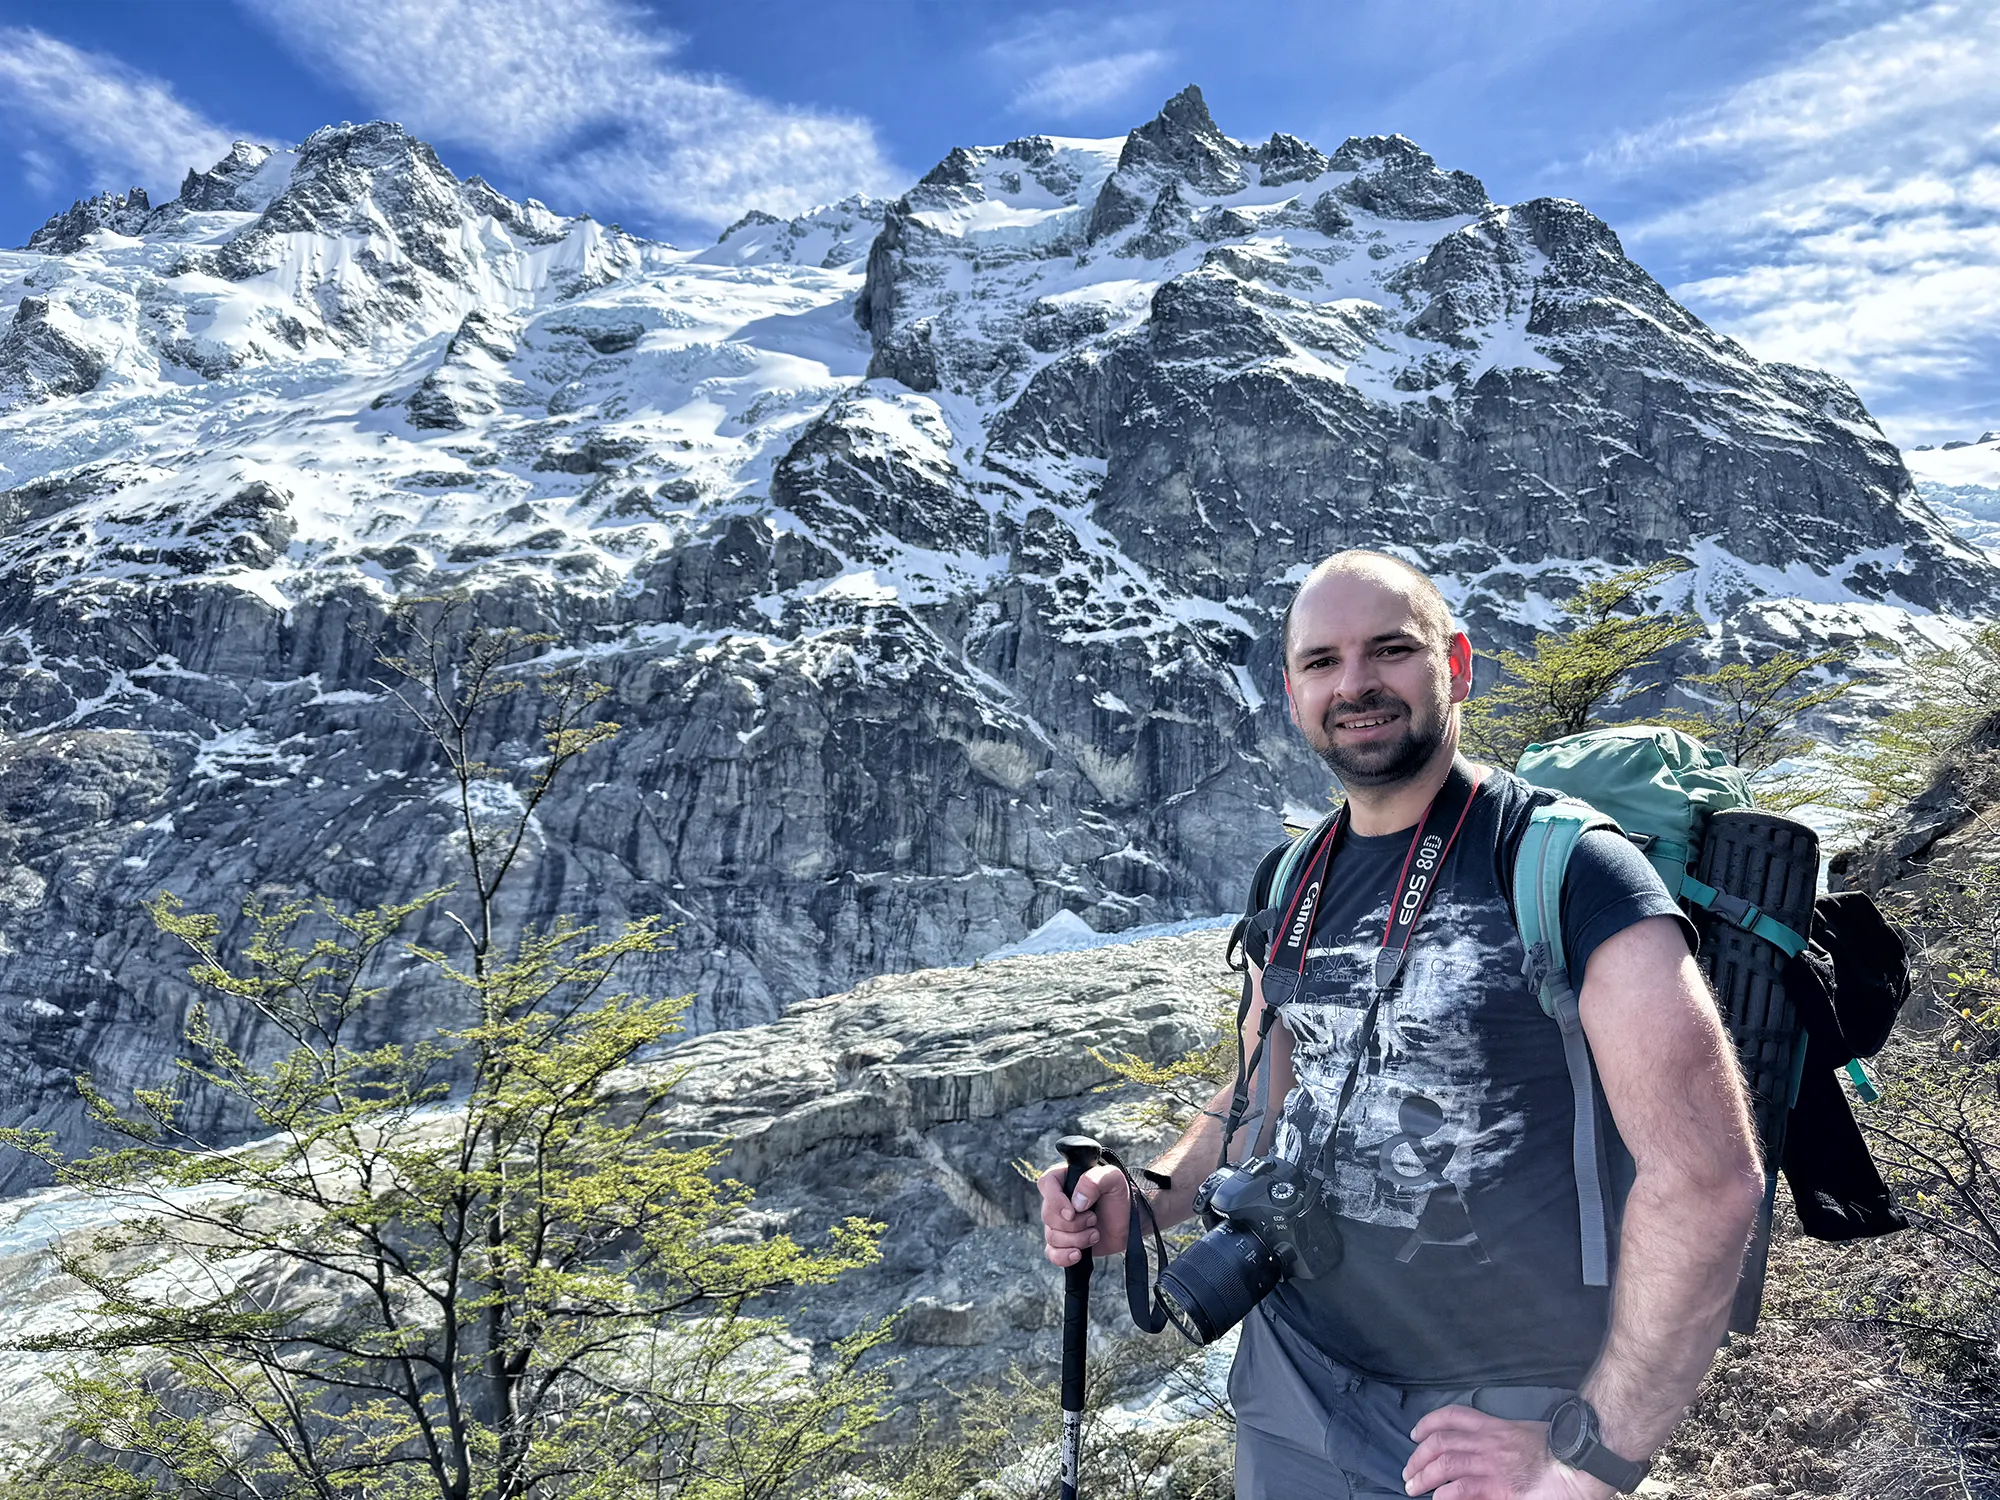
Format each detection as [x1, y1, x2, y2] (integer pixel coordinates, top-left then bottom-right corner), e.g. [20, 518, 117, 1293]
[1055, 1134, 1102, 1500]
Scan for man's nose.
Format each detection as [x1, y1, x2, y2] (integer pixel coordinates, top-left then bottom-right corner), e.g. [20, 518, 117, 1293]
[1331, 650, 1381, 702]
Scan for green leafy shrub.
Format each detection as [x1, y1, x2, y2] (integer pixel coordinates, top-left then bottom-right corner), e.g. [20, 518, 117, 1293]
[0, 600, 885, 1500]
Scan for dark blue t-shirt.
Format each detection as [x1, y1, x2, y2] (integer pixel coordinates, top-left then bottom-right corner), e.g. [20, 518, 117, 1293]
[1253, 767, 1691, 1387]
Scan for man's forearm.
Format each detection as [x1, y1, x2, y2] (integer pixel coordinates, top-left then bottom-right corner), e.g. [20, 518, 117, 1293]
[1582, 1164, 1759, 1463]
[1138, 1079, 1240, 1229]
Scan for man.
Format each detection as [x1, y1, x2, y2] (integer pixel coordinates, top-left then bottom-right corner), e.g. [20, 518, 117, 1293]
[1040, 551, 1762, 1498]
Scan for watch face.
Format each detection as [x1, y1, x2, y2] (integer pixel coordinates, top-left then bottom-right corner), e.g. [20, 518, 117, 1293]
[1548, 1399, 1587, 1458]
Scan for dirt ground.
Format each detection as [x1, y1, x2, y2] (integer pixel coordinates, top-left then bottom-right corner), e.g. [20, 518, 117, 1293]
[1646, 1222, 1992, 1499]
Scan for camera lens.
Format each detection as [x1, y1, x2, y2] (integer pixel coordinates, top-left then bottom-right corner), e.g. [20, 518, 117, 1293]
[1156, 1224, 1283, 1344]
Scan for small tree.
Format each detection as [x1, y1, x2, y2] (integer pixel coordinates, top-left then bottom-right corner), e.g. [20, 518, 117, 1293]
[1827, 623, 2000, 819]
[1463, 559, 1703, 764]
[0, 599, 884, 1499]
[1678, 649, 1851, 771]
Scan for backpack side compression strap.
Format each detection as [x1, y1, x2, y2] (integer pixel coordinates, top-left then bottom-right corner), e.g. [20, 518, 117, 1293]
[1678, 875, 1809, 959]
[1514, 801, 1621, 1288]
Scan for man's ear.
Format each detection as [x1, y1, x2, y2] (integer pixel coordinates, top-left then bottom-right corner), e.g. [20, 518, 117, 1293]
[1447, 632, 1474, 705]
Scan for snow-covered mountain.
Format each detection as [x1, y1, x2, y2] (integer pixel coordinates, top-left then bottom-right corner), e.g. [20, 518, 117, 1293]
[1906, 434, 2000, 556]
[0, 90, 1992, 1178]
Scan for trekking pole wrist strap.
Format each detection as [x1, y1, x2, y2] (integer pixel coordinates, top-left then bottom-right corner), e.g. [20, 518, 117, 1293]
[1087, 1146, 1198, 1340]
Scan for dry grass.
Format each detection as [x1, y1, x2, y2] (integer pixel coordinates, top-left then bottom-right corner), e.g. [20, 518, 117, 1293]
[1649, 1225, 1976, 1497]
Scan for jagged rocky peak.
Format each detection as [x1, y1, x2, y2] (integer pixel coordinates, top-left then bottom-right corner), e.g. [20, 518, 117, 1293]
[855, 131, 1124, 372]
[702, 194, 888, 268]
[1254, 132, 1331, 187]
[213, 120, 564, 283]
[4, 119, 641, 411]
[900, 134, 1110, 222]
[1329, 133, 1488, 219]
[851, 84, 1987, 614]
[24, 141, 293, 254]
[24, 186, 153, 254]
[176, 140, 284, 213]
[1115, 83, 1249, 195]
[172, 121, 634, 352]
[857, 86, 1507, 398]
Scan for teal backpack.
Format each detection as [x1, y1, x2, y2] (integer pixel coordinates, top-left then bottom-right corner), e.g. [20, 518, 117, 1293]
[1252, 726, 1811, 1289]
[1510, 727, 1809, 1288]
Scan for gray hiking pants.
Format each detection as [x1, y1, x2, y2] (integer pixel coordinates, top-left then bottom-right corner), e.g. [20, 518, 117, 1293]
[1228, 1305, 1576, 1499]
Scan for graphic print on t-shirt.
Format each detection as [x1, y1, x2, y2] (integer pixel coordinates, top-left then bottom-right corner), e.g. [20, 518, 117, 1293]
[1270, 889, 1529, 1259]
[1254, 770, 1693, 1386]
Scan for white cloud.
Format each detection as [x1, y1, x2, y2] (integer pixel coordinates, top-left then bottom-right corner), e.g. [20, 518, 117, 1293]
[990, 12, 1174, 121]
[1592, 1, 2000, 442]
[239, 0, 901, 232]
[1013, 49, 1172, 116]
[0, 29, 239, 205]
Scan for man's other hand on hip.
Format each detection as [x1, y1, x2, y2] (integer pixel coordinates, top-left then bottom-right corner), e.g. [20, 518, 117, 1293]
[1403, 1405, 1617, 1499]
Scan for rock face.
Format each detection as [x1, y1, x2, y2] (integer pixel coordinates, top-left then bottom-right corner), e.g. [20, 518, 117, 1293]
[22, 189, 153, 255]
[1837, 712, 2000, 898]
[0, 930, 1229, 1443]
[0, 89, 1994, 1182]
[0, 297, 105, 404]
[641, 928, 1224, 1384]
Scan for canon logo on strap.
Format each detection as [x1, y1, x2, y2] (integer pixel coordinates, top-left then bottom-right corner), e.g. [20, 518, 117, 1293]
[1286, 880, 1322, 946]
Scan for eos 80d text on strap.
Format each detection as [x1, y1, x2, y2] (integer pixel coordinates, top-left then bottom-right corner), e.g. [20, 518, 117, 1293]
[1261, 759, 1486, 1011]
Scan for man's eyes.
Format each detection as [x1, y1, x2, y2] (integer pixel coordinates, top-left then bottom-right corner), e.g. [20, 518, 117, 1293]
[1301, 644, 1416, 670]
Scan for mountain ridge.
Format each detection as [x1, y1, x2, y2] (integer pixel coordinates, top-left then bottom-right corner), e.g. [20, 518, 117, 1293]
[0, 85, 1990, 1184]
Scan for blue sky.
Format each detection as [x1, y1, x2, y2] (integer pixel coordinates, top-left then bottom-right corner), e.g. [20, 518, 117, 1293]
[1, 0, 1995, 446]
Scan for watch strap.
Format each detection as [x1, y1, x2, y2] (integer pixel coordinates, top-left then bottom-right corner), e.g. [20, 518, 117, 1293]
[1548, 1397, 1649, 1494]
[1573, 1443, 1649, 1494]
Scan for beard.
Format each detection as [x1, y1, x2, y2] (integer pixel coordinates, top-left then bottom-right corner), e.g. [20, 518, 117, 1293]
[1311, 687, 1450, 788]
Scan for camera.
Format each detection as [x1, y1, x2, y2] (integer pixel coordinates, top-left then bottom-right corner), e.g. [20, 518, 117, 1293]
[1156, 1154, 1344, 1345]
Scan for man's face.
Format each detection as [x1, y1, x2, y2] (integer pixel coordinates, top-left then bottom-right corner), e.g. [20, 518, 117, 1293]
[1283, 571, 1472, 788]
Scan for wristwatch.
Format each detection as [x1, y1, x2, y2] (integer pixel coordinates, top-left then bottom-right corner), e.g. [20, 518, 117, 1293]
[1546, 1396, 1649, 1493]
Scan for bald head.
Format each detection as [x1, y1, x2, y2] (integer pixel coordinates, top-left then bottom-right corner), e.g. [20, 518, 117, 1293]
[1281, 551, 1454, 669]
[1279, 551, 1470, 791]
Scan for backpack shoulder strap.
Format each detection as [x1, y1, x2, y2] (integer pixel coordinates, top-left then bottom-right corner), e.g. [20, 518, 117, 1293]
[1511, 798, 1621, 1289]
[1266, 814, 1336, 912]
[1512, 800, 1619, 1017]
[1221, 812, 1337, 1165]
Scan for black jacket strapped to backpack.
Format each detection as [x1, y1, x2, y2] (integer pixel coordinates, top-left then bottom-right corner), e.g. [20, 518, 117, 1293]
[1779, 892, 1909, 1241]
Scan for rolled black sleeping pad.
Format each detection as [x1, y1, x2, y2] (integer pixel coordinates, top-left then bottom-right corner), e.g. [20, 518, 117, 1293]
[1693, 808, 1819, 1334]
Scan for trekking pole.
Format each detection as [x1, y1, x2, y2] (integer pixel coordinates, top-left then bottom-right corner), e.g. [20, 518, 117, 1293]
[1055, 1134, 1103, 1500]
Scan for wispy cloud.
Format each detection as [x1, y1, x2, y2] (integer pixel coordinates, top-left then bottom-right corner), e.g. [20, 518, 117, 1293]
[1591, 1, 2000, 442]
[991, 12, 1174, 121]
[0, 29, 239, 203]
[238, 0, 901, 233]
[1013, 50, 1172, 116]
